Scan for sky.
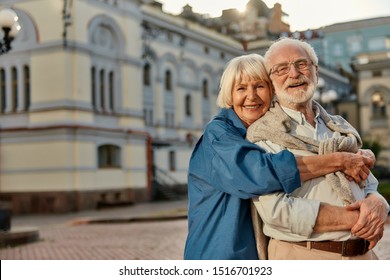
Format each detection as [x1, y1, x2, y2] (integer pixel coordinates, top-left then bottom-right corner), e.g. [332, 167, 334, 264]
[157, 0, 390, 31]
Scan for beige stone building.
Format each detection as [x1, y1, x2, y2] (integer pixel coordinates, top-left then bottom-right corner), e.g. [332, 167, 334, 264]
[0, 0, 245, 214]
[352, 51, 390, 168]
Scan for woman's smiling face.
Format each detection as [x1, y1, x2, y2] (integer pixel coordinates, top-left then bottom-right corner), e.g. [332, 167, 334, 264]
[232, 76, 272, 128]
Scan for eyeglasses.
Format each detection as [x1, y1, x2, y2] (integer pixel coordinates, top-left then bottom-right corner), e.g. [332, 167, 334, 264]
[269, 59, 313, 76]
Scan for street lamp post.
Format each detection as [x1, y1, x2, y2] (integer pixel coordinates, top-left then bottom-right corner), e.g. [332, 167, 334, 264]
[0, 8, 21, 55]
[0, 8, 20, 231]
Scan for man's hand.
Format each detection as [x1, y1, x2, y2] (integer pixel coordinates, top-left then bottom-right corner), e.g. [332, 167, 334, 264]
[341, 152, 374, 183]
[358, 149, 376, 166]
[346, 193, 388, 249]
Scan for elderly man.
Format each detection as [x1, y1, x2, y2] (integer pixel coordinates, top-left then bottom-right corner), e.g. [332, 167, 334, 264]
[247, 37, 390, 260]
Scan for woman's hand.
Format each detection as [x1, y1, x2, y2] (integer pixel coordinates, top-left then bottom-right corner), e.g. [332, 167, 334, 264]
[358, 149, 376, 167]
[341, 152, 374, 183]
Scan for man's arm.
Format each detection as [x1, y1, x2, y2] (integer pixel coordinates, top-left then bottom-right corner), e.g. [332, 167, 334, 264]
[255, 193, 360, 238]
[313, 203, 359, 232]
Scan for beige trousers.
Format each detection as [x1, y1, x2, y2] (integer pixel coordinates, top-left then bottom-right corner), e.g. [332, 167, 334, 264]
[268, 238, 378, 260]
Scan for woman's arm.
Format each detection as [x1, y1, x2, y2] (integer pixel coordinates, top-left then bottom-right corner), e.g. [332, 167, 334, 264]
[295, 152, 373, 182]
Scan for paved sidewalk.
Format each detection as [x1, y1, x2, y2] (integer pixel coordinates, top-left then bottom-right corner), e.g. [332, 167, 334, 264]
[1, 199, 389, 260]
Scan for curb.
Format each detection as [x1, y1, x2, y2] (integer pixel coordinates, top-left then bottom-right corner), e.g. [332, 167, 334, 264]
[0, 227, 40, 248]
[69, 209, 188, 225]
[86, 214, 188, 224]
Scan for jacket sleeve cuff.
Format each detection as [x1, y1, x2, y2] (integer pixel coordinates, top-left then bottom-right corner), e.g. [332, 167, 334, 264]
[271, 150, 301, 194]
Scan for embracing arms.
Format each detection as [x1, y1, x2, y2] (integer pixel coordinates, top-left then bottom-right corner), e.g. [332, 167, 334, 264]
[295, 151, 373, 183]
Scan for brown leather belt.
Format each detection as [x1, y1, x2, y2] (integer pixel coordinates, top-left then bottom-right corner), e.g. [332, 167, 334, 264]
[291, 239, 370, 257]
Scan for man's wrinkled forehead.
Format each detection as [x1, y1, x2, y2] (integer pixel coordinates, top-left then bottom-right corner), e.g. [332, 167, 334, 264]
[268, 44, 309, 64]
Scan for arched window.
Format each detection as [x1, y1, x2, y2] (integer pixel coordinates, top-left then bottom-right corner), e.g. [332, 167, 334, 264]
[185, 94, 192, 116]
[143, 63, 151, 86]
[98, 144, 121, 168]
[89, 15, 124, 114]
[165, 69, 172, 91]
[372, 92, 386, 119]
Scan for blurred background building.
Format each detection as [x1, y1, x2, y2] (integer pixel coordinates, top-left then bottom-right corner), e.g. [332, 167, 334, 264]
[0, 0, 389, 214]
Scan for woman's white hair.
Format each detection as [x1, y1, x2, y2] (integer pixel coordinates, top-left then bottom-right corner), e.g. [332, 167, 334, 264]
[216, 53, 271, 108]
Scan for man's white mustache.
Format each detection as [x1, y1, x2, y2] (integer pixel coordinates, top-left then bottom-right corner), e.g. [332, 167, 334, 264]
[284, 76, 311, 88]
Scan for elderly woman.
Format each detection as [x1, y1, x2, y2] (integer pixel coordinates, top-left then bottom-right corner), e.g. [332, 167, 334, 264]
[183, 54, 373, 260]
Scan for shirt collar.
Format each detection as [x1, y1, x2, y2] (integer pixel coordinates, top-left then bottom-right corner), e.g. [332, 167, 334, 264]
[280, 104, 321, 125]
[225, 108, 247, 136]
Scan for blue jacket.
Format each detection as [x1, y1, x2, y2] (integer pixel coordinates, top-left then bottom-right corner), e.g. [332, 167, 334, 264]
[184, 108, 301, 259]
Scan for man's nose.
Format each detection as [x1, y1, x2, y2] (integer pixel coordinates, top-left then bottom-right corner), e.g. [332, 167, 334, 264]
[288, 64, 301, 78]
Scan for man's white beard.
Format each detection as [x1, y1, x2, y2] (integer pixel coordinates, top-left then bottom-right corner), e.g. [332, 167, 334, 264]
[275, 79, 316, 105]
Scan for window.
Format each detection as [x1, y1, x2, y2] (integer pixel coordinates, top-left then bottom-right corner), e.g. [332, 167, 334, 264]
[0, 69, 5, 113]
[91, 66, 117, 113]
[109, 71, 114, 111]
[169, 151, 176, 171]
[202, 79, 208, 99]
[165, 111, 174, 127]
[185, 94, 192, 116]
[347, 35, 362, 54]
[368, 37, 386, 51]
[165, 70, 172, 91]
[100, 69, 105, 111]
[12, 67, 18, 112]
[23, 66, 30, 111]
[98, 144, 121, 168]
[372, 70, 382, 77]
[0, 65, 31, 114]
[372, 92, 386, 119]
[143, 63, 151, 86]
[89, 15, 123, 114]
[144, 108, 153, 126]
[91, 67, 96, 109]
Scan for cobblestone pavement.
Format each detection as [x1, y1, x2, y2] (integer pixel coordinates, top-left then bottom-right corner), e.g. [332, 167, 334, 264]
[0, 200, 389, 260]
[0, 220, 187, 260]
